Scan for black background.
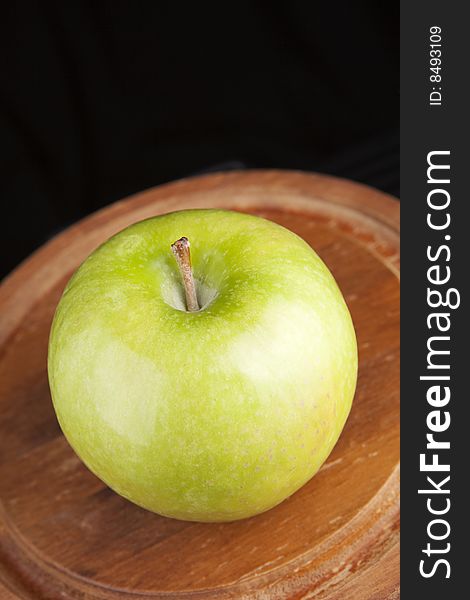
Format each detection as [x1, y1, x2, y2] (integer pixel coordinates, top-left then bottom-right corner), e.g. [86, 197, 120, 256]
[0, 1, 398, 278]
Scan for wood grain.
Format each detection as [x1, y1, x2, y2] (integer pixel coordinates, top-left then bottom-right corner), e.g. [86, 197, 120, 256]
[0, 170, 400, 599]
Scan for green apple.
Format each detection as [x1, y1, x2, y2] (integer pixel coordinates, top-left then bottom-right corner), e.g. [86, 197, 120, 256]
[48, 209, 357, 522]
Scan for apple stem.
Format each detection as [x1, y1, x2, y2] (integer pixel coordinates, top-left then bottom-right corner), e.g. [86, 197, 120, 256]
[171, 237, 200, 312]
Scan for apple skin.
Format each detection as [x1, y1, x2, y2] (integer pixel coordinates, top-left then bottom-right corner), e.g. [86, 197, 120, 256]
[48, 209, 357, 522]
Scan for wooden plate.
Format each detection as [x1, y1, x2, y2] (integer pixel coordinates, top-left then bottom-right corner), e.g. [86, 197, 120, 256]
[0, 171, 399, 599]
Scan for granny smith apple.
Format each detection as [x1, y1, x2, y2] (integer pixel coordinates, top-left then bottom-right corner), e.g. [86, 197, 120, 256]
[48, 209, 357, 522]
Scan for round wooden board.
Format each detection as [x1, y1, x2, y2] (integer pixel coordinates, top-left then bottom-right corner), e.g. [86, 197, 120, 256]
[0, 171, 400, 599]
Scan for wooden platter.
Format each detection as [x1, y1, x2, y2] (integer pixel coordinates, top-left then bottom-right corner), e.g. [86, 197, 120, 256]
[0, 170, 400, 599]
